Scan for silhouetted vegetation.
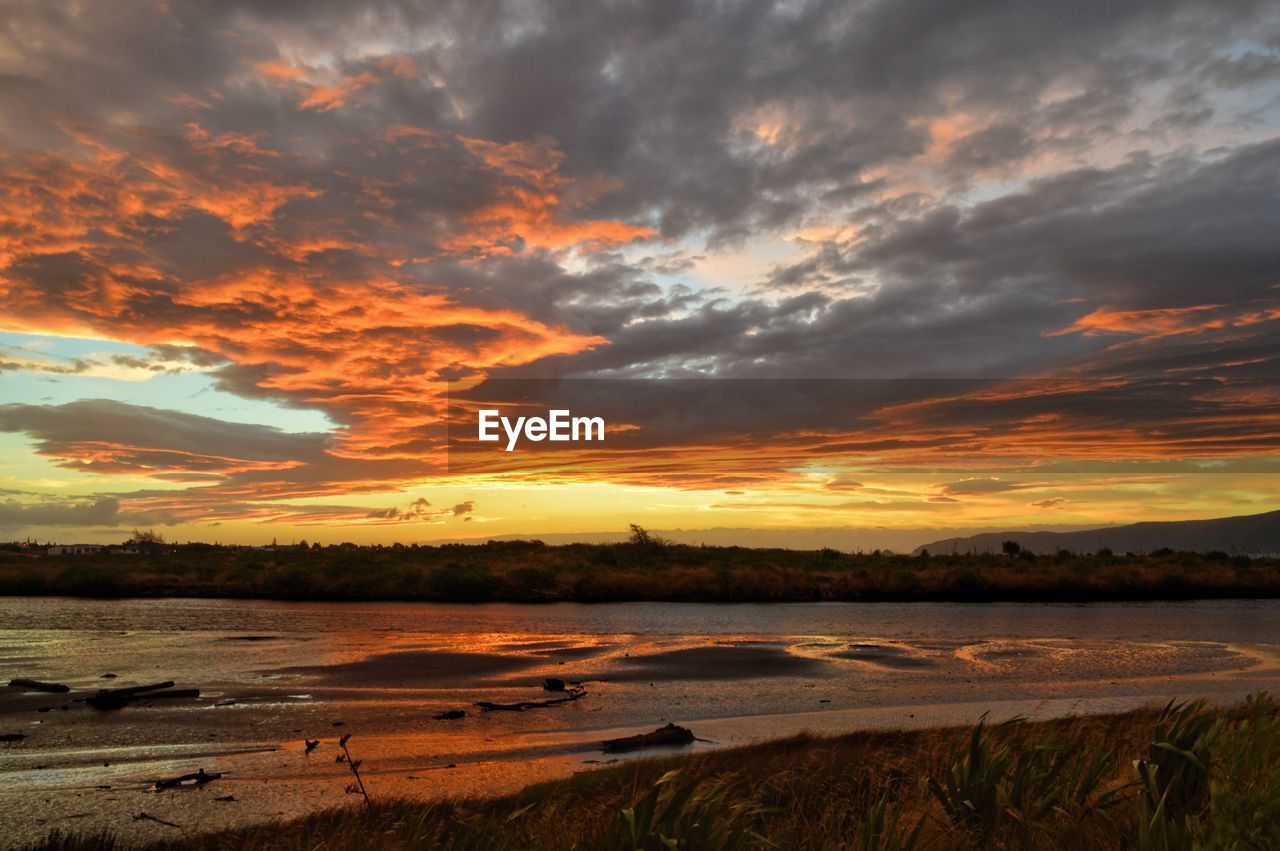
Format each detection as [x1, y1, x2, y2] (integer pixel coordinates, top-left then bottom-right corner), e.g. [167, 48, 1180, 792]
[23, 695, 1280, 850]
[1, 539, 1277, 603]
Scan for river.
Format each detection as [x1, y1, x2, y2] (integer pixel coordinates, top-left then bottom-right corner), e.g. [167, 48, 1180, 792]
[3, 597, 1279, 846]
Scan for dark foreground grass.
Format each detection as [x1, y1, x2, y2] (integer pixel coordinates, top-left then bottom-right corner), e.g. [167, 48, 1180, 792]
[25, 694, 1280, 850]
[2, 539, 1278, 603]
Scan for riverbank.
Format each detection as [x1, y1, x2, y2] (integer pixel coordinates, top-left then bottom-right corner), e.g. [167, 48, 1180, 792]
[6, 596, 1279, 846]
[23, 695, 1280, 850]
[2, 541, 1278, 603]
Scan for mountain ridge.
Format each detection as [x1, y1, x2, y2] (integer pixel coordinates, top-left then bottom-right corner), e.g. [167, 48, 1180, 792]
[914, 509, 1280, 556]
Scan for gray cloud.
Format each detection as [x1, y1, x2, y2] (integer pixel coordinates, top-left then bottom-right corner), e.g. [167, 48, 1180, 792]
[6, 0, 1278, 239]
[0, 400, 450, 505]
[0, 400, 331, 476]
[1, 0, 1279, 532]
[3, 0, 1276, 386]
[939, 478, 1028, 496]
[0, 497, 121, 528]
[512, 140, 1280, 381]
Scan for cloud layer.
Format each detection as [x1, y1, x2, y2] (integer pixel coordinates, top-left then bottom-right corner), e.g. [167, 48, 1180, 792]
[1, 0, 1278, 534]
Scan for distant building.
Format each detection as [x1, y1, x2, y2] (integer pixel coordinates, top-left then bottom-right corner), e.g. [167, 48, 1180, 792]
[46, 544, 103, 556]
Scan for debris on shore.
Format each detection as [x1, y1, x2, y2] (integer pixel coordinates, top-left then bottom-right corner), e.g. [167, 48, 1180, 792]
[602, 723, 696, 753]
[8, 678, 70, 693]
[154, 768, 221, 790]
[435, 709, 466, 720]
[86, 681, 200, 711]
[1, 733, 26, 742]
[476, 687, 587, 712]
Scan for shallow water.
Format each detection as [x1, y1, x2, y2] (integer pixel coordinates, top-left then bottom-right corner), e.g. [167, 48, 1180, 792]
[3, 597, 1279, 846]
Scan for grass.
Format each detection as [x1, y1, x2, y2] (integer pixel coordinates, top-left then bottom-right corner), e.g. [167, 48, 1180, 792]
[1, 540, 1278, 603]
[23, 695, 1280, 850]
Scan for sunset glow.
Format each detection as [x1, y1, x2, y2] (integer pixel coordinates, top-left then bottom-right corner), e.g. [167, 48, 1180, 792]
[2, 1, 1279, 545]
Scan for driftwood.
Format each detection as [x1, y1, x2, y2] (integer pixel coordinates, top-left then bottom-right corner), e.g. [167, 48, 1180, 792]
[87, 681, 199, 710]
[602, 723, 696, 753]
[135, 812, 181, 827]
[154, 768, 221, 790]
[139, 688, 200, 701]
[1, 733, 26, 742]
[9, 678, 70, 693]
[476, 687, 586, 712]
[435, 710, 466, 720]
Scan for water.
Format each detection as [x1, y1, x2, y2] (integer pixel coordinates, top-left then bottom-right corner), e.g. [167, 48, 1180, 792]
[3, 597, 1279, 846]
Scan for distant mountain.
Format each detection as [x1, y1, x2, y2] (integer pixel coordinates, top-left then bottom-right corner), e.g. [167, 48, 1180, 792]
[915, 509, 1280, 556]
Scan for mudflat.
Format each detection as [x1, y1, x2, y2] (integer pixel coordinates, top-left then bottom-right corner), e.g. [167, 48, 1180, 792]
[4, 596, 1280, 846]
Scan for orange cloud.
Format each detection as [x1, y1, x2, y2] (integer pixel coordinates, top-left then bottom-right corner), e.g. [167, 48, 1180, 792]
[443, 134, 656, 255]
[0, 143, 314, 263]
[0, 122, 631, 506]
[439, 371, 1280, 494]
[1051, 304, 1280, 339]
[257, 55, 419, 112]
[299, 73, 382, 111]
[256, 60, 307, 82]
[4, 110, 1275, 527]
[920, 113, 982, 159]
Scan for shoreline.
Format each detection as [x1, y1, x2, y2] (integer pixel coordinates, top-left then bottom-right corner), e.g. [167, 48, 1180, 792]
[16, 695, 1279, 850]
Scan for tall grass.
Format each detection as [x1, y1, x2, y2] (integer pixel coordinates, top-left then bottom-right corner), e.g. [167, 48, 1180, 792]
[927, 715, 1122, 843]
[1139, 693, 1280, 850]
[852, 794, 923, 851]
[604, 769, 762, 851]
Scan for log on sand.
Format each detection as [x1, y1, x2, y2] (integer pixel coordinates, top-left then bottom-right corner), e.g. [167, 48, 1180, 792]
[8, 679, 70, 693]
[86, 681, 201, 710]
[154, 768, 221, 790]
[602, 723, 696, 753]
[475, 687, 587, 712]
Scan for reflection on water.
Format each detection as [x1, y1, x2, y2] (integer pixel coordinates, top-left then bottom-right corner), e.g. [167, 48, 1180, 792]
[2, 597, 1279, 844]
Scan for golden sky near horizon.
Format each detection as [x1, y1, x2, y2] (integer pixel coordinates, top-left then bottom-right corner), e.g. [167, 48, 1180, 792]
[1, 0, 1279, 545]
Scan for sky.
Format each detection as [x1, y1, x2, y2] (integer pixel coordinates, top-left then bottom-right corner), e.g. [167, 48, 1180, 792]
[1, 0, 1279, 546]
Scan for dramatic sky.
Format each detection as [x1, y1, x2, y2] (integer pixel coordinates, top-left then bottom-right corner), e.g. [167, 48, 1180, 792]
[2, 0, 1279, 545]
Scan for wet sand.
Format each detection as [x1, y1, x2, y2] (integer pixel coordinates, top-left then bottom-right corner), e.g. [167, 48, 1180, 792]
[283, 648, 550, 685]
[597, 642, 830, 681]
[4, 597, 1280, 847]
[832, 642, 938, 668]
